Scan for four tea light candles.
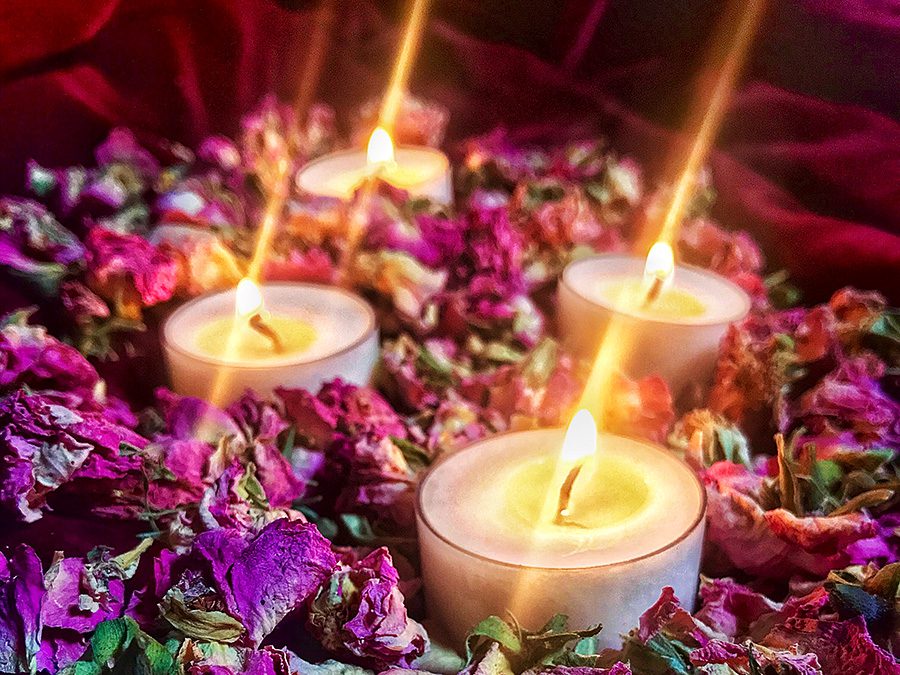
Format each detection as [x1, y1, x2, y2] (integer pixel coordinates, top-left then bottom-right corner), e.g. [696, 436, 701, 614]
[558, 242, 751, 398]
[163, 125, 745, 653]
[296, 126, 453, 204]
[162, 279, 378, 405]
[416, 410, 706, 648]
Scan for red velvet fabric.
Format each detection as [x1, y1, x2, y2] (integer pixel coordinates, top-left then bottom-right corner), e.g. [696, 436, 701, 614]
[0, 0, 897, 302]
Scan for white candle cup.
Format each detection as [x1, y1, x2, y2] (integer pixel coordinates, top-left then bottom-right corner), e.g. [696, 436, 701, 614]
[162, 282, 379, 405]
[416, 428, 706, 649]
[296, 146, 453, 205]
[558, 254, 751, 398]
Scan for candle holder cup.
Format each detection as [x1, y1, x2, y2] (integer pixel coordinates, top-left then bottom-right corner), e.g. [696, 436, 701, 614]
[162, 282, 378, 405]
[416, 428, 707, 650]
[558, 254, 751, 399]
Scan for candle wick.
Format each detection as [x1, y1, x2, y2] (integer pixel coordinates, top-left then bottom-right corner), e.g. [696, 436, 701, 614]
[248, 313, 284, 353]
[554, 462, 584, 526]
[642, 275, 665, 307]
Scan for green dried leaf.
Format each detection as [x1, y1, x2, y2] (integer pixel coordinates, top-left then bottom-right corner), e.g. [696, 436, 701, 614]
[776, 434, 805, 516]
[72, 662, 102, 675]
[235, 462, 268, 508]
[715, 426, 751, 466]
[339, 513, 377, 544]
[391, 436, 431, 468]
[417, 344, 455, 379]
[521, 338, 557, 387]
[482, 341, 524, 364]
[832, 448, 895, 473]
[643, 634, 693, 675]
[140, 638, 176, 675]
[466, 616, 523, 662]
[297, 506, 338, 541]
[829, 488, 894, 516]
[91, 618, 130, 664]
[809, 459, 843, 511]
[764, 270, 802, 309]
[111, 539, 152, 578]
[522, 181, 565, 210]
[466, 643, 516, 675]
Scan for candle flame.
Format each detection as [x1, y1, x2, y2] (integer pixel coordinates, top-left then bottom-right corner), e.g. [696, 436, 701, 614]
[643, 241, 675, 291]
[367, 127, 395, 165]
[235, 278, 263, 318]
[560, 409, 598, 463]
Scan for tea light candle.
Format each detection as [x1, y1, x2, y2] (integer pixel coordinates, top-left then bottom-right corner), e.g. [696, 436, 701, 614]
[296, 127, 452, 204]
[558, 245, 750, 398]
[162, 280, 378, 404]
[417, 412, 705, 649]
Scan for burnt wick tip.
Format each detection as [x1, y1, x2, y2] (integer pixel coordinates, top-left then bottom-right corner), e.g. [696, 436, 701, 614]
[248, 313, 284, 353]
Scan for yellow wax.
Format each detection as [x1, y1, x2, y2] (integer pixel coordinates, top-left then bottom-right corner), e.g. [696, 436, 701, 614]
[504, 455, 650, 531]
[603, 279, 706, 319]
[323, 162, 436, 198]
[195, 315, 317, 362]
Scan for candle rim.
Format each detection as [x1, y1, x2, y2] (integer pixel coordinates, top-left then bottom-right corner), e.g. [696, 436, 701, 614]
[561, 253, 751, 327]
[161, 282, 377, 369]
[416, 427, 707, 572]
[296, 144, 450, 193]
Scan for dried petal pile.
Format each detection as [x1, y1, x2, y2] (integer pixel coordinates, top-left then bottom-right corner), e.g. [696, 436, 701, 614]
[0, 95, 895, 674]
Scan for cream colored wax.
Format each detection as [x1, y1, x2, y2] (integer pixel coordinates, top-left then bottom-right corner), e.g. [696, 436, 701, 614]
[416, 429, 706, 649]
[296, 147, 452, 204]
[163, 283, 379, 404]
[194, 314, 318, 362]
[558, 254, 750, 397]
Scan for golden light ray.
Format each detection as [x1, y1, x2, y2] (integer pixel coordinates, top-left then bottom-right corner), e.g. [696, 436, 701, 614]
[379, 0, 431, 133]
[205, 159, 290, 406]
[653, 0, 768, 248]
[245, 159, 291, 284]
[581, 0, 768, 418]
[507, 0, 768, 623]
[336, 0, 432, 283]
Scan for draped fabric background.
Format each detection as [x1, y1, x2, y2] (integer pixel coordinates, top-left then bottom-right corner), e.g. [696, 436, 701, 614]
[0, 0, 898, 302]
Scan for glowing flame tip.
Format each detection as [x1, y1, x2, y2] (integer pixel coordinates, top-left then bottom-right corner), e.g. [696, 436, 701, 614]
[235, 278, 263, 317]
[367, 127, 395, 165]
[644, 241, 675, 286]
[560, 409, 598, 463]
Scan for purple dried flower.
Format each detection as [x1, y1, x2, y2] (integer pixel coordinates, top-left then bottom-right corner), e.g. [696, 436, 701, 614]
[703, 461, 885, 579]
[0, 546, 43, 673]
[95, 128, 161, 181]
[693, 577, 781, 639]
[795, 356, 900, 446]
[198, 135, 242, 172]
[308, 547, 428, 668]
[278, 380, 407, 448]
[362, 184, 464, 267]
[0, 389, 146, 522]
[156, 176, 246, 231]
[352, 250, 448, 322]
[764, 615, 897, 674]
[84, 227, 178, 318]
[198, 461, 304, 534]
[60, 281, 110, 323]
[0, 310, 99, 393]
[0, 197, 84, 292]
[155, 388, 240, 443]
[208, 518, 337, 646]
